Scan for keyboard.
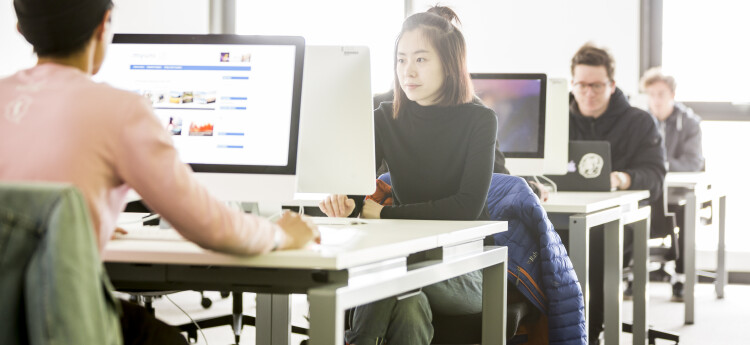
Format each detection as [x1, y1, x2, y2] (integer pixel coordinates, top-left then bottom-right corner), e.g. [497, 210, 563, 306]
[114, 227, 184, 241]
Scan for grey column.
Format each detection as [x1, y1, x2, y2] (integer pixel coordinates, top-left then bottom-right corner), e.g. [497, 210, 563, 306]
[482, 258, 507, 345]
[569, 214, 590, 341]
[256, 293, 292, 345]
[684, 192, 698, 324]
[603, 219, 623, 345]
[631, 214, 650, 345]
[716, 195, 727, 299]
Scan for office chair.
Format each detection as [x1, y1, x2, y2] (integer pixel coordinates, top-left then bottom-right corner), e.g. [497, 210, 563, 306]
[0, 183, 121, 345]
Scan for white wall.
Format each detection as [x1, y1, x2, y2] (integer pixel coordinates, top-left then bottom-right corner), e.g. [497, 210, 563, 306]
[109, 0, 209, 34]
[0, 0, 209, 78]
[412, 0, 641, 95]
[0, 0, 36, 77]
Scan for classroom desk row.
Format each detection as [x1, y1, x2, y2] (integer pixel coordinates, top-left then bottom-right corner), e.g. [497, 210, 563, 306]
[104, 173, 725, 345]
[104, 219, 509, 345]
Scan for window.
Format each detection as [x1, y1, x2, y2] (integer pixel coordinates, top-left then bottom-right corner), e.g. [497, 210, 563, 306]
[235, 0, 405, 94]
[662, 1, 750, 264]
[662, 0, 750, 103]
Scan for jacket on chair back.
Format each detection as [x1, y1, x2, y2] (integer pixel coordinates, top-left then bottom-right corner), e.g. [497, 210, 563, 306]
[0, 182, 122, 345]
[486, 174, 586, 345]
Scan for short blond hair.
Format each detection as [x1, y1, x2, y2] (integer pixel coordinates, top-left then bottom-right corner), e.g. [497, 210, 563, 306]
[640, 67, 676, 93]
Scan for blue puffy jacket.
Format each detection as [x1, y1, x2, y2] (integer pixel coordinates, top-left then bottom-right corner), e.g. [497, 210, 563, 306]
[378, 173, 586, 345]
[486, 174, 586, 345]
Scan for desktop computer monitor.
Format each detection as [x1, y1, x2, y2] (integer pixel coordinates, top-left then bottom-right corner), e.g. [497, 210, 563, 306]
[542, 77, 570, 175]
[95, 34, 305, 215]
[295, 46, 376, 199]
[471, 73, 547, 176]
[470, 73, 569, 176]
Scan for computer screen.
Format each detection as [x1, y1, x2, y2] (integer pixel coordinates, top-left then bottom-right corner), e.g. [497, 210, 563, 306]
[471, 73, 546, 175]
[95, 34, 305, 210]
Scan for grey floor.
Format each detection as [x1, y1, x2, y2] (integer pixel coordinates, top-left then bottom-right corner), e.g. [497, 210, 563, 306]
[148, 282, 750, 345]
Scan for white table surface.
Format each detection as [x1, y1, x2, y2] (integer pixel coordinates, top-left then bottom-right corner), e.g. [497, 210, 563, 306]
[544, 190, 651, 214]
[105, 217, 510, 345]
[105, 218, 507, 270]
[665, 172, 712, 187]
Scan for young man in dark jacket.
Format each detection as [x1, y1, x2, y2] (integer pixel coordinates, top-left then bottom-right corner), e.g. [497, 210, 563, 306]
[641, 67, 705, 301]
[568, 43, 667, 344]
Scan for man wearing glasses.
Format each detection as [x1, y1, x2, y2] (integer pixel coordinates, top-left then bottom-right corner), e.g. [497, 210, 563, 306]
[568, 43, 667, 345]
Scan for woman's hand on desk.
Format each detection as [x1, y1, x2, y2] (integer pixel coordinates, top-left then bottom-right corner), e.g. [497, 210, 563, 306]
[275, 211, 320, 249]
[319, 194, 355, 218]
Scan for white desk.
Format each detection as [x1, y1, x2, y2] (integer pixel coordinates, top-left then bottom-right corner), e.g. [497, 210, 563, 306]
[105, 218, 508, 345]
[544, 190, 651, 345]
[665, 172, 727, 325]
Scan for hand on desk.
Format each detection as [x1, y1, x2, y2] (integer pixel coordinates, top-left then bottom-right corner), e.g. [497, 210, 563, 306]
[528, 181, 549, 202]
[610, 171, 631, 190]
[110, 227, 128, 240]
[319, 194, 355, 218]
[276, 211, 320, 249]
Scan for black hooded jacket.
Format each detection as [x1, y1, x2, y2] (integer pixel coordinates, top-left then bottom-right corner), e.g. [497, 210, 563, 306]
[570, 88, 669, 237]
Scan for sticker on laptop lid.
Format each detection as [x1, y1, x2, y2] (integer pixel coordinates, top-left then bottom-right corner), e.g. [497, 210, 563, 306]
[578, 153, 604, 179]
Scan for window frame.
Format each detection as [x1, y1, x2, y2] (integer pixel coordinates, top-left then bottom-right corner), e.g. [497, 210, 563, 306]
[640, 0, 750, 121]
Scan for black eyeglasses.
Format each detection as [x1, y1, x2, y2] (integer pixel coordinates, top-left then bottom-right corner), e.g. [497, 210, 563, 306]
[572, 81, 610, 93]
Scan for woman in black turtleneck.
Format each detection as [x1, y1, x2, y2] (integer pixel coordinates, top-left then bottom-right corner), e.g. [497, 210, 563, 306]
[319, 6, 496, 345]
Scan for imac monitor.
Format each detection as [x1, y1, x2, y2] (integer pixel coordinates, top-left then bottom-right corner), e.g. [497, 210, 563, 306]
[543, 78, 570, 175]
[95, 34, 305, 214]
[471, 73, 546, 176]
[295, 46, 376, 198]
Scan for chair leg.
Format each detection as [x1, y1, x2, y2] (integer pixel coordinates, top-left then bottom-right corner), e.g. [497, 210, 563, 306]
[177, 291, 309, 344]
[232, 292, 243, 344]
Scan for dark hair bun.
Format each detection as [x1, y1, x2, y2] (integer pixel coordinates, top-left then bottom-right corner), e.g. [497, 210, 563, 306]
[427, 5, 462, 27]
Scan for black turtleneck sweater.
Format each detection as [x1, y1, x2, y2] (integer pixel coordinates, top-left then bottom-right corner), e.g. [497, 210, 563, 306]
[370, 100, 497, 220]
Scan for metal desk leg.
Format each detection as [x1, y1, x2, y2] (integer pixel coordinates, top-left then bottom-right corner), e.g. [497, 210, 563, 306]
[631, 216, 650, 345]
[482, 258, 507, 345]
[716, 195, 727, 299]
[603, 220, 623, 345]
[256, 293, 292, 345]
[307, 288, 345, 345]
[684, 193, 698, 325]
[569, 214, 590, 341]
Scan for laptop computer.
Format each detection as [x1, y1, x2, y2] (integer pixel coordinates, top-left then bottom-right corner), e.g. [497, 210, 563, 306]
[547, 140, 612, 192]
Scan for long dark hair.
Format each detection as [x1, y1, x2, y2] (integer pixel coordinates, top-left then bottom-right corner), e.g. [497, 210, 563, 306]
[392, 6, 473, 118]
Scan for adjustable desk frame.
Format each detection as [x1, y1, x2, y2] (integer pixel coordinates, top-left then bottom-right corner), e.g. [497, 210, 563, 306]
[105, 220, 508, 345]
[665, 172, 727, 325]
[544, 190, 650, 345]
